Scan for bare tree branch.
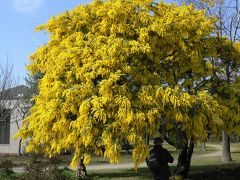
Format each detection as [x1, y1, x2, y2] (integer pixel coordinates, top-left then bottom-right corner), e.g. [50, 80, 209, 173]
[0, 59, 16, 126]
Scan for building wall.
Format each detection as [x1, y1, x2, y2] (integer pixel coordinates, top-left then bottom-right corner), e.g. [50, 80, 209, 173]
[0, 100, 24, 154]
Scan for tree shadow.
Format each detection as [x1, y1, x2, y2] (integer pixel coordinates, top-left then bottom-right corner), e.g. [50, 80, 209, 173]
[231, 151, 240, 154]
[189, 163, 240, 180]
[89, 163, 240, 180]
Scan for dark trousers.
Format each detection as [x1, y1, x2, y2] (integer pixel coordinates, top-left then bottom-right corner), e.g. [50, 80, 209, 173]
[153, 171, 169, 180]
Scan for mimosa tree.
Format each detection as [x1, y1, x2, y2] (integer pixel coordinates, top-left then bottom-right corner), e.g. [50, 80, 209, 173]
[16, 0, 237, 177]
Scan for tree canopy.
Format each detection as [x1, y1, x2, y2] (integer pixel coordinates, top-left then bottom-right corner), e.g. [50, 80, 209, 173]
[16, 0, 240, 168]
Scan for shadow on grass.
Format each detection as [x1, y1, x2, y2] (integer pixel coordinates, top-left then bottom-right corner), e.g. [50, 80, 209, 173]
[2, 161, 240, 180]
[89, 163, 240, 180]
[231, 151, 240, 154]
[0, 171, 22, 180]
[189, 163, 240, 180]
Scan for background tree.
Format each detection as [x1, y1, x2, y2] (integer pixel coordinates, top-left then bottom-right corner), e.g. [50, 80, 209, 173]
[178, 0, 240, 163]
[0, 61, 15, 126]
[19, 72, 43, 116]
[0, 60, 25, 154]
[16, 0, 237, 178]
[15, 72, 43, 155]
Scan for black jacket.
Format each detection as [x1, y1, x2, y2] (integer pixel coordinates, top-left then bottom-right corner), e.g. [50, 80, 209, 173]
[150, 145, 174, 177]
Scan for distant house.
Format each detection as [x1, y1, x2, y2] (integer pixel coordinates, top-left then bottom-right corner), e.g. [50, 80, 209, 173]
[0, 85, 28, 154]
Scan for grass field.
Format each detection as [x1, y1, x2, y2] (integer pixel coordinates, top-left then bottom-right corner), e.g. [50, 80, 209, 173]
[87, 142, 240, 179]
[1, 142, 240, 179]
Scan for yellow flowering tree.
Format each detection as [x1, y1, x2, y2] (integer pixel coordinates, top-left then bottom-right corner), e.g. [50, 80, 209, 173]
[16, 0, 235, 177]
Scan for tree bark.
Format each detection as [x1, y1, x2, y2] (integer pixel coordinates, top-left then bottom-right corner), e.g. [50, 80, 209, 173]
[202, 141, 206, 151]
[175, 139, 194, 178]
[75, 158, 88, 179]
[175, 144, 187, 176]
[222, 130, 232, 162]
[18, 139, 22, 156]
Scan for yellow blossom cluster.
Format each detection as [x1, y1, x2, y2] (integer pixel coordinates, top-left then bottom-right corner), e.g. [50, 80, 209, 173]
[16, 0, 239, 168]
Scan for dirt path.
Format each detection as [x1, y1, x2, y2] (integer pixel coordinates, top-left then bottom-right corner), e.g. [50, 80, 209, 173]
[197, 143, 240, 158]
[12, 162, 147, 173]
[87, 162, 147, 171]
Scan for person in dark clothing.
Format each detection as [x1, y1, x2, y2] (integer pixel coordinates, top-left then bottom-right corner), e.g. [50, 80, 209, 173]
[149, 137, 174, 180]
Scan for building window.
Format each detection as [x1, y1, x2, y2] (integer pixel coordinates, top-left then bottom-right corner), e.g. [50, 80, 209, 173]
[0, 109, 11, 144]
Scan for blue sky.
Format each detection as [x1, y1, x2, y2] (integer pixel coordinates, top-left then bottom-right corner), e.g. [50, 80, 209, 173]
[0, 0, 91, 83]
[0, 0, 174, 84]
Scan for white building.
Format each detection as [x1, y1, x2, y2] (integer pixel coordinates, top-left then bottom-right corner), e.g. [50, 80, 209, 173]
[0, 85, 27, 154]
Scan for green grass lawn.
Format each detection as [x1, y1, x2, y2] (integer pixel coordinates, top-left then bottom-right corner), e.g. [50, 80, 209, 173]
[0, 171, 22, 180]
[0, 142, 220, 166]
[62, 163, 240, 180]
[86, 142, 240, 179]
[60, 167, 153, 180]
[1, 142, 240, 179]
[88, 167, 152, 180]
[91, 142, 218, 165]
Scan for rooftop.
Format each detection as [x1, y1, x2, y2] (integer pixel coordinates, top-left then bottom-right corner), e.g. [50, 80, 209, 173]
[0, 85, 28, 100]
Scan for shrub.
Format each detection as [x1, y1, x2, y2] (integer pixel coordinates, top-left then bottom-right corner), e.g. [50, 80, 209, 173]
[19, 157, 69, 180]
[0, 160, 14, 175]
[46, 157, 68, 180]
[19, 162, 47, 180]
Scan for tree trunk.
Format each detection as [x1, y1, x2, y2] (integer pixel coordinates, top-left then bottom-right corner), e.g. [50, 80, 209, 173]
[175, 139, 194, 178]
[222, 130, 232, 162]
[18, 139, 22, 156]
[175, 145, 187, 176]
[75, 158, 88, 179]
[202, 141, 206, 151]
